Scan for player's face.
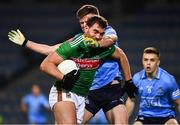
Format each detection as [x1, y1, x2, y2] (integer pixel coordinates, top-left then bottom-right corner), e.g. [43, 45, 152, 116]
[142, 53, 160, 77]
[32, 85, 41, 96]
[85, 23, 105, 41]
[79, 14, 96, 32]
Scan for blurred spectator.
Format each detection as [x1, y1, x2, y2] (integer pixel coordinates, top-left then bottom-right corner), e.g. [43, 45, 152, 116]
[21, 84, 50, 124]
[88, 109, 108, 124]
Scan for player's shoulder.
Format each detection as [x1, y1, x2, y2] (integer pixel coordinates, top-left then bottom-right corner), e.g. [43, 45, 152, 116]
[39, 94, 48, 100]
[72, 33, 84, 41]
[133, 69, 144, 78]
[105, 25, 114, 30]
[133, 70, 144, 82]
[105, 25, 116, 33]
[68, 33, 84, 47]
[74, 32, 83, 38]
[159, 68, 176, 83]
[22, 94, 33, 102]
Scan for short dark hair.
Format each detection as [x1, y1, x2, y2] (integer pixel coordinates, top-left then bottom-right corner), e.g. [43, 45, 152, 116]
[86, 15, 108, 29]
[143, 47, 160, 58]
[76, 4, 99, 19]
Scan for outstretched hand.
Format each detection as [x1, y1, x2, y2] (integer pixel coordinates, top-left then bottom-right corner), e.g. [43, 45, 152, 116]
[8, 29, 27, 46]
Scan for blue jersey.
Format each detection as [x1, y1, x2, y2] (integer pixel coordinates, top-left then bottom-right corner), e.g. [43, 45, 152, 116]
[22, 93, 49, 123]
[133, 67, 180, 117]
[90, 25, 123, 90]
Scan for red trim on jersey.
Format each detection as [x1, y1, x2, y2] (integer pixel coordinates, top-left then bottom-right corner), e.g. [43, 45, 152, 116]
[70, 57, 100, 70]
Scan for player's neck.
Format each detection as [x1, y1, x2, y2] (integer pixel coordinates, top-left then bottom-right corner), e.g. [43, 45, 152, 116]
[147, 74, 153, 80]
[146, 68, 158, 80]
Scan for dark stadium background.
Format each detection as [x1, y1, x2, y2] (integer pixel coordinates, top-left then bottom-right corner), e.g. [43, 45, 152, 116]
[0, 0, 179, 124]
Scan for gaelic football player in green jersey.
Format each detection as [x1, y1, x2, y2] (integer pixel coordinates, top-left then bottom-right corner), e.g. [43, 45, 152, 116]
[40, 15, 129, 124]
[40, 15, 111, 124]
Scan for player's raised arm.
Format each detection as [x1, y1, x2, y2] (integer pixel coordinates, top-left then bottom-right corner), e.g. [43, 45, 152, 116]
[8, 29, 60, 55]
[8, 29, 26, 46]
[26, 41, 60, 55]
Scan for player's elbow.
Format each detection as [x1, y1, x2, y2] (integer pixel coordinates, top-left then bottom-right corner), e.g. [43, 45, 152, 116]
[40, 60, 47, 72]
[110, 35, 117, 43]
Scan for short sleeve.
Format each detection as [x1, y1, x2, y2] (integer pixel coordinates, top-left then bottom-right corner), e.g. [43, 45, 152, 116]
[41, 95, 49, 108]
[132, 73, 140, 87]
[56, 42, 74, 60]
[22, 95, 29, 105]
[104, 26, 117, 38]
[169, 76, 180, 100]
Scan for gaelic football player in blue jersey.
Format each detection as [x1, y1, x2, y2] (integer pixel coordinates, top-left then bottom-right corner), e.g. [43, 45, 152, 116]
[126, 47, 180, 125]
[76, 5, 133, 124]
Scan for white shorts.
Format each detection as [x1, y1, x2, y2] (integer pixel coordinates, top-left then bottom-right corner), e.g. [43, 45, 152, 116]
[49, 85, 85, 123]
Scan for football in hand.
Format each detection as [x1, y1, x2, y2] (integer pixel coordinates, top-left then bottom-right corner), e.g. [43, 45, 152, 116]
[57, 60, 79, 75]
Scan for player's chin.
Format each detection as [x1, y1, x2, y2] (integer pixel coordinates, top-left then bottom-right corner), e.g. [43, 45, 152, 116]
[145, 68, 152, 73]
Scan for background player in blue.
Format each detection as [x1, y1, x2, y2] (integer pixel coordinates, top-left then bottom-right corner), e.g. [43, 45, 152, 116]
[126, 47, 180, 125]
[21, 84, 50, 124]
[8, 4, 134, 124]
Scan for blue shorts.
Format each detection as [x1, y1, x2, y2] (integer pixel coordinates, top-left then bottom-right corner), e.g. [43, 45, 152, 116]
[85, 80, 124, 115]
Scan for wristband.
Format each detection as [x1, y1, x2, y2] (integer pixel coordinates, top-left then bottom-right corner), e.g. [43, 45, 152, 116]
[22, 39, 28, 47]
[124, 79, 138, 98]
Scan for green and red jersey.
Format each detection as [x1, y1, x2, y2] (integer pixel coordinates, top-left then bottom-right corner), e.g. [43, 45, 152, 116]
[56, 34, 115, 96]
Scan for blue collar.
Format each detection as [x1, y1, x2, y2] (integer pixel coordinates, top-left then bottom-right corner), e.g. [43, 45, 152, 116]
[141, 67, 161, 80]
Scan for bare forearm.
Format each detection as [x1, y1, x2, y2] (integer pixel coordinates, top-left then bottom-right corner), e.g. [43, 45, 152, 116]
[40, 53, 64, 80]
[111, 48, 132, 80]
[21, 103, 27, 113]
[26, 40, 60, 55]
[98, 38, 115, 48]
[119, 51, 132, 81]
[41, 62, 63, 80]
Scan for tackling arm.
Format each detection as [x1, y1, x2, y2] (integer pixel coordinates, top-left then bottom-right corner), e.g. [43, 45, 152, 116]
[111, 47, 132, 81]
[98, 34, 117, 48]
[84, 26, 117, 48]
[111, 47, 138, 98]
[98, 25, 118, 47]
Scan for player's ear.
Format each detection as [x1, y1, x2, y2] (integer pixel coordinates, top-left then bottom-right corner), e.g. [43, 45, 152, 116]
[157, 60, 160, 66]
